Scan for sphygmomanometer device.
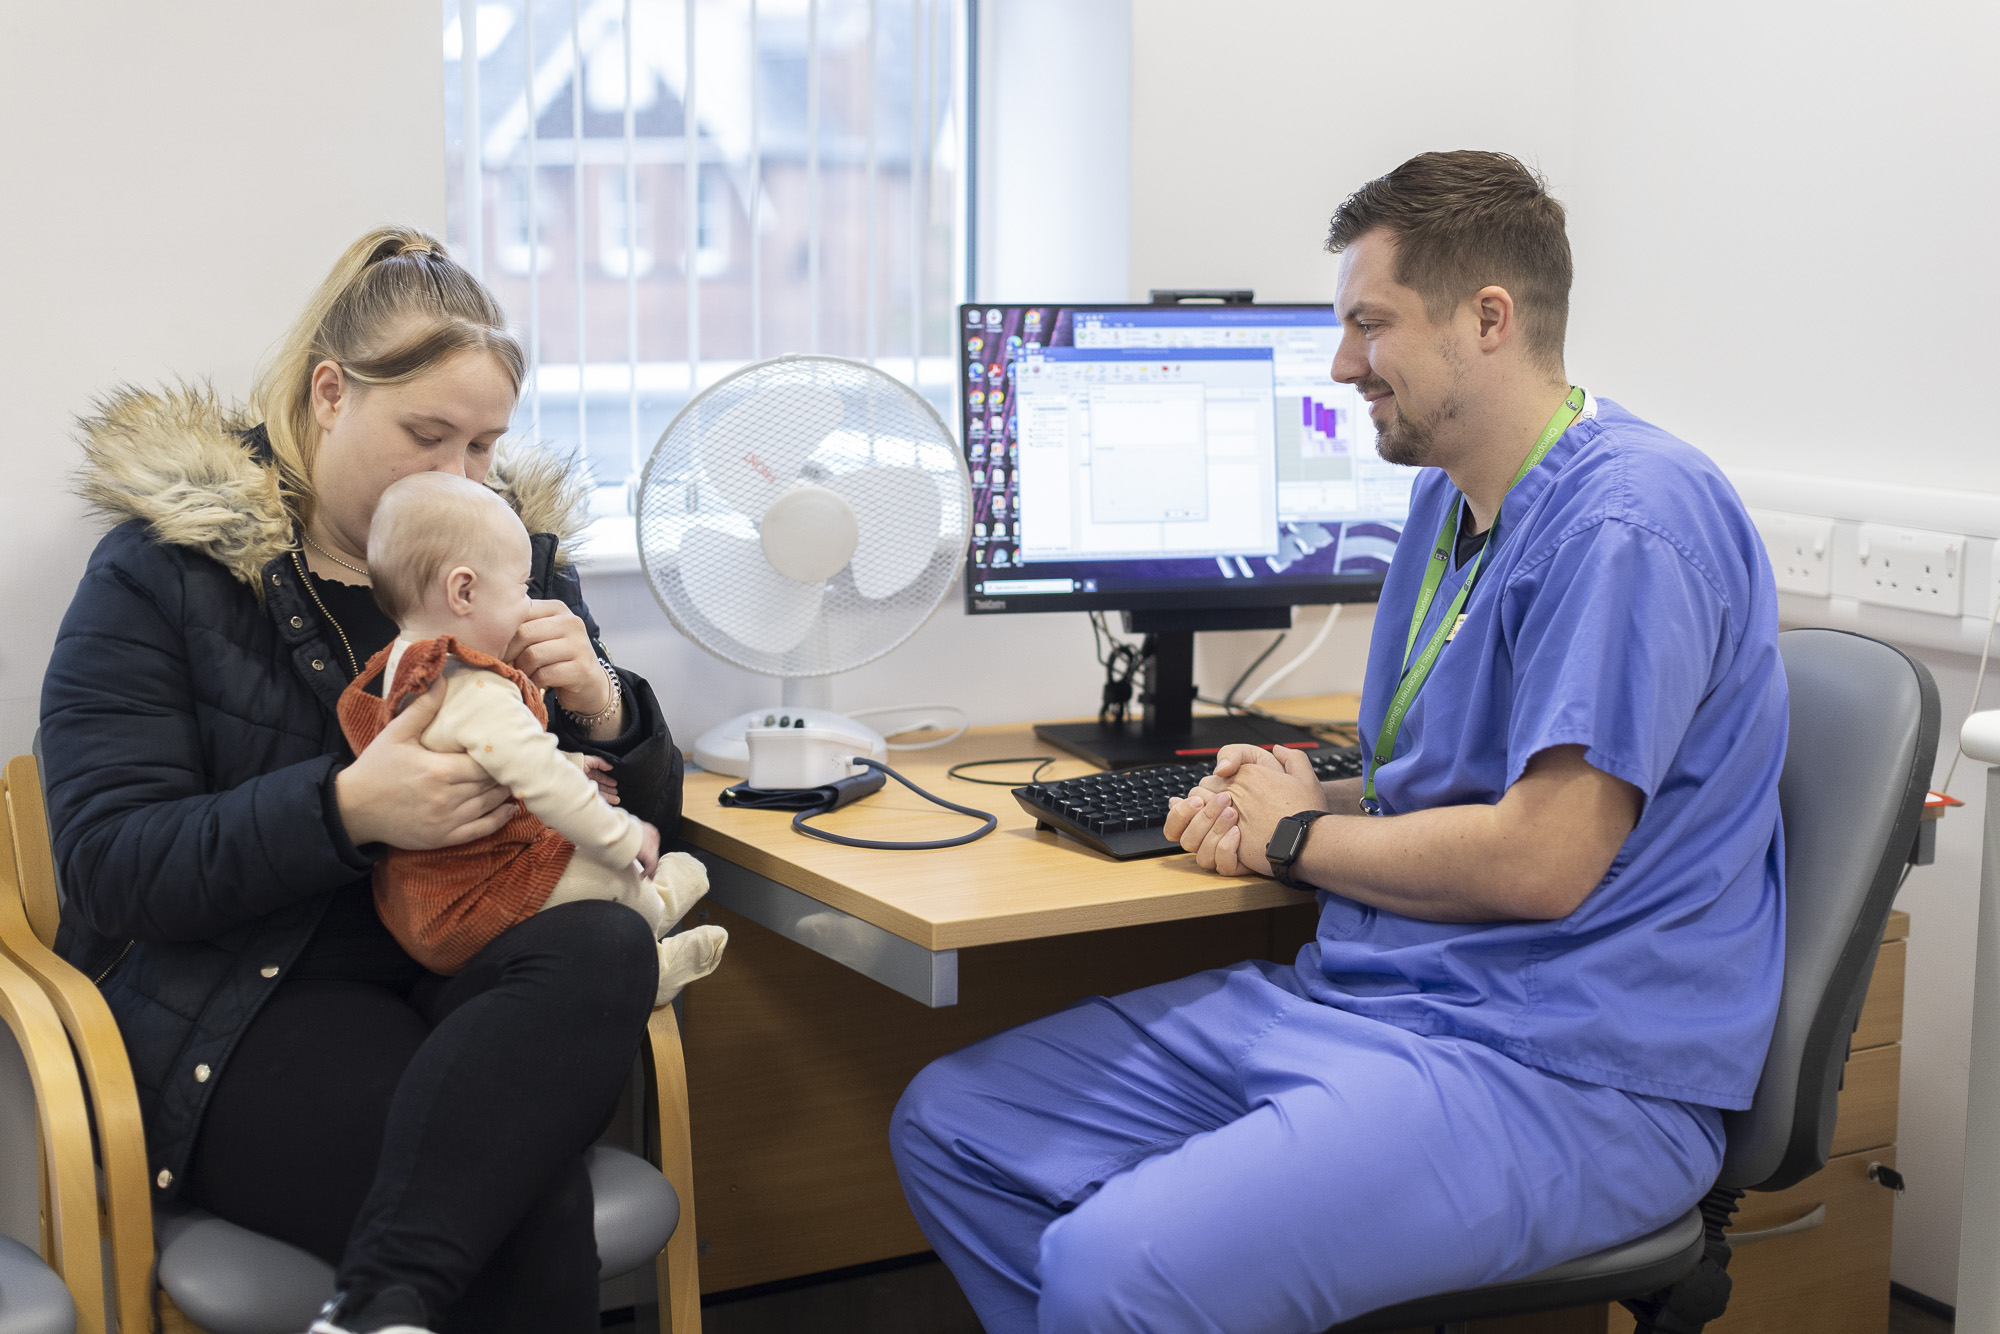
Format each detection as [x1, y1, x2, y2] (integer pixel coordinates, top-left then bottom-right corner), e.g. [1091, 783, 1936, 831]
[718, 719, 996, 849]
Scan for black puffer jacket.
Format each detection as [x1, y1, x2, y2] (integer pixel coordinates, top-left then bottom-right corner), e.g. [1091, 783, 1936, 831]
[40, 385, 682, 1197]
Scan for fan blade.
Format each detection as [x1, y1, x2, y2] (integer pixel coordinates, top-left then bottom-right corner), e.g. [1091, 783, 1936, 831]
[698, 382, 846, 517]
[678, 523, 825, 655]
[825, 465, 944, 601]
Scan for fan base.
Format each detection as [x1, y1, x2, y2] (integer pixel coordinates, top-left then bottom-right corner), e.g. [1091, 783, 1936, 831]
[693, 707, 889, 779]
[1034, 716, 1322, 772]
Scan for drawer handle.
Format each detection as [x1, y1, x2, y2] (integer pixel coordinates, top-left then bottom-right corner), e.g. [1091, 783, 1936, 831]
[1732, 1202, 1827, 1247]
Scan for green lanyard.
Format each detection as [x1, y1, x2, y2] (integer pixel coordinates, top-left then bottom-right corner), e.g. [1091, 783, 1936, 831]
[1360, 387, 1586, 814]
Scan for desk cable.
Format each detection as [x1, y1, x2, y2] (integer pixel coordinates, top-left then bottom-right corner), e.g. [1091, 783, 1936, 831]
[722, 758, 998, 850]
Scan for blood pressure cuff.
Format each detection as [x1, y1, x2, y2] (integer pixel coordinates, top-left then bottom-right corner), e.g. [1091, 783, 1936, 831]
[718, 768, 886, 814]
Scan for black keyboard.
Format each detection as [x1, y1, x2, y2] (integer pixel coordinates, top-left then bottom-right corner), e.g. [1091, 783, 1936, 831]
[1015, 747, 1365, 860]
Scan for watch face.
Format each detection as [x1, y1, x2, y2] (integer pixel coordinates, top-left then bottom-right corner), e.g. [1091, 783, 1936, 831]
[1268, 817, 1305, 864]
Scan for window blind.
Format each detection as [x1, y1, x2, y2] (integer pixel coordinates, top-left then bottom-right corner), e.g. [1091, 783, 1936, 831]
[444, 0, 969, 505]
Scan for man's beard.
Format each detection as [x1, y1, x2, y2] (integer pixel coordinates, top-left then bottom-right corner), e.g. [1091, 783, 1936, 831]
[1364, 380, 1461, 468]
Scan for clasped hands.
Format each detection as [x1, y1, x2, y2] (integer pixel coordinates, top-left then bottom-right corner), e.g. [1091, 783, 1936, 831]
[1162, 744, 1331, 879]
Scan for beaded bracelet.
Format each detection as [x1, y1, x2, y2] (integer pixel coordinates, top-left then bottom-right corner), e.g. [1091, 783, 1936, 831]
[562, 657, 623, 728]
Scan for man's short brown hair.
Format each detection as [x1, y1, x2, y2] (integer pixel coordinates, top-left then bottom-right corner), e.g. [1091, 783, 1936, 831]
[1326, 151, 1572, 368]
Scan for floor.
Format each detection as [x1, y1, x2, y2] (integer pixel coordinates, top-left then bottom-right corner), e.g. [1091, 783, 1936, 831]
[601, 1254, 982, 1334]
[604, 1267, 1955, 1333]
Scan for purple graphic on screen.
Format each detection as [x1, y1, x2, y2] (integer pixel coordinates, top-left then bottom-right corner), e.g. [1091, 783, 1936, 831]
[1300, 395, 1350, 458]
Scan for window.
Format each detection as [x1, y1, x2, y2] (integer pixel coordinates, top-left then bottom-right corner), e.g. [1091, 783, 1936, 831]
[597, 169, 655, 278]
[444, 0, 971, 506]
[497, 169, 554, 274]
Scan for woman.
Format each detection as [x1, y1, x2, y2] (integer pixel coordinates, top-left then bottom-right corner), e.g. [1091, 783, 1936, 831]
[41, 227, 681, 1334]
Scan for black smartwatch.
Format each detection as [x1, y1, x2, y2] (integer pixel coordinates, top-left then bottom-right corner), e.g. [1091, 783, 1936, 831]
[1266, 810, 1331, 890]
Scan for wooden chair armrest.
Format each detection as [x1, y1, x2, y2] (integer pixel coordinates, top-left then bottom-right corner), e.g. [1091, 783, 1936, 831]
[645, 1003, 702, 1334]
[0, 949, 106, 1333]
[3, 758, 155, 1334]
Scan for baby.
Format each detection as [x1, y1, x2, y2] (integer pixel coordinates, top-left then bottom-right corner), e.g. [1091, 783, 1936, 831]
[336, 472, 726, 1004]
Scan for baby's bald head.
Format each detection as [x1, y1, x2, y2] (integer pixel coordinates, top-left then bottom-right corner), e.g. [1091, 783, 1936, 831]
[368, 472, 529, 625]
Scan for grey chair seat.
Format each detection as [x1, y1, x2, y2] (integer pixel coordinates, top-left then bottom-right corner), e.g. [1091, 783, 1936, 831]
[156, 1145, 678, 1334]
[1327, 1208, 1704, 1333]
[0, 1235, 77, 1334]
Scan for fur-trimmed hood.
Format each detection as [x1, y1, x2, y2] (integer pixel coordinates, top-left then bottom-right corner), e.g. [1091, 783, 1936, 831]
[73, 382, 591, 588]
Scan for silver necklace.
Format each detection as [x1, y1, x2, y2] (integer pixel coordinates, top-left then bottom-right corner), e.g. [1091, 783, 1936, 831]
[302, 531, 369, 580]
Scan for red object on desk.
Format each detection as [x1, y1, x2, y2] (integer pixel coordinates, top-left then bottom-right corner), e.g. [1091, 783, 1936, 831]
[1927, 790, 1965, 810]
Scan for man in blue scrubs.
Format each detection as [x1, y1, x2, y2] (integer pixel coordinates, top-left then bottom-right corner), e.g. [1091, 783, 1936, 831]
[891, 150, 1787, 1334]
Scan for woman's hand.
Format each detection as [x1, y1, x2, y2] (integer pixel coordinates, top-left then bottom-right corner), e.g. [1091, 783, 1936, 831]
[636, 821, 662, 879]
[579, 754, 621, 805]
[507, 600, 624, 736]
[335, 684, 517, 849]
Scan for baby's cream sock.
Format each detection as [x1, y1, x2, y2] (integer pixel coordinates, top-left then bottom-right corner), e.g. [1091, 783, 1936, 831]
[651, 851, 710, 924]
[654, 925, 728, 1005]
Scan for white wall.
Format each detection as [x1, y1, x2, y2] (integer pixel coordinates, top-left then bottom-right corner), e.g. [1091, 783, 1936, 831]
[1129, 0, 2000, 1304]
[0, 0, 447, 756]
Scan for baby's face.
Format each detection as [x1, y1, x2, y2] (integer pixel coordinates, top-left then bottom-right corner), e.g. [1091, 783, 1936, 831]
[451, 517, 536, 660]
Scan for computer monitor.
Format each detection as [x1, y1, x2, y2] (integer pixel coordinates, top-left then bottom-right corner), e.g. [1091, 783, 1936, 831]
[956, 299, 1417, 767]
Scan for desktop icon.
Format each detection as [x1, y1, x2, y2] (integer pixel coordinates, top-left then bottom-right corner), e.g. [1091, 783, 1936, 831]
[992, 549, 1010, 568]
[967, 335, 984, 354]
[966, 308, 981, 326]
[990, 363, 1004, 381]
[968, 363, 984, 380]
[990, 390, 1005, 409]
[1007, 335, 1023, 351]
[1024, 310, 1042, 328]
[986, 309, 1003, 327]
[974, 522, 987, 538]
[969, 390, 985, 409]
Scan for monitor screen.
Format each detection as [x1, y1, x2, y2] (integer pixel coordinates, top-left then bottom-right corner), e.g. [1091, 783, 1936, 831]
[958, 303, 1415, 615]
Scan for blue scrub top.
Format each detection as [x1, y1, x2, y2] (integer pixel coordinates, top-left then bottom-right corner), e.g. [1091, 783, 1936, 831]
[1303, 396, 1787, 1111]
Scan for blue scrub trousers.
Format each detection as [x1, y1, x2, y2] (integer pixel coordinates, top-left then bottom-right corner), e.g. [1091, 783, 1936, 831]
[891, 960, 1724, 1334]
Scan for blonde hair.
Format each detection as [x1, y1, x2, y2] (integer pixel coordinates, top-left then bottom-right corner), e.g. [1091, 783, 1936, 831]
[368, 472, 525, 624]
[253, 227, 526, 525]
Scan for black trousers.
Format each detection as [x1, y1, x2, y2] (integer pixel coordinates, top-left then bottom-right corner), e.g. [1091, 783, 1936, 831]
[183, 900, 660, 1332]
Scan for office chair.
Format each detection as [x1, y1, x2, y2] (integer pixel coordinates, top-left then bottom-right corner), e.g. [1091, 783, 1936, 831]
[0, 939, 94, 1332]
[1324, 628, 1939, 1334]
[0, 750, 704, 1334]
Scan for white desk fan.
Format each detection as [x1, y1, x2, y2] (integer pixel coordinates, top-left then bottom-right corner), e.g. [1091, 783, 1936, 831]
[636, 354, 972, 778]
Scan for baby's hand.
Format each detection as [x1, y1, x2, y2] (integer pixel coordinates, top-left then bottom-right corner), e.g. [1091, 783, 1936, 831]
[578, 754, 620, 805]
[637, 821, 661, 879]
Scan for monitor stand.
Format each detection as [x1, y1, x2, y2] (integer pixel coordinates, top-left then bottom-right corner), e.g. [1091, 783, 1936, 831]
[1034, 608, 1322, 770]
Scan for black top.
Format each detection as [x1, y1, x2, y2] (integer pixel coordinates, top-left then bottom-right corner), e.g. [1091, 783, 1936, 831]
[291, 571, 422, 986]
[1453, 500, 1492, 571]
[303, 572, 399, 678]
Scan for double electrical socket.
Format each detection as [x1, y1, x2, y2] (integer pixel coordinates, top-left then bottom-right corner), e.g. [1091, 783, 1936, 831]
[1855, 523, 1963, 616]
[1749, 508, 1976, 618]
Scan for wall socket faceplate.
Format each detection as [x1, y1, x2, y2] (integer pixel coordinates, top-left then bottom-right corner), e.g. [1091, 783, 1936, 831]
[1854, 523, 1965, 617]
[1748, 509, 1833, 596]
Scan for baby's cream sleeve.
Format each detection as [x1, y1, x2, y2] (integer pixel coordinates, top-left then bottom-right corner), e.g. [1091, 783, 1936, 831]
[425, 664, 646, 870]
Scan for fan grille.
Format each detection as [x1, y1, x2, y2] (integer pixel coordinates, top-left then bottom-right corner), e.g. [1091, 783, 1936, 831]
[637, 355, 970, 678]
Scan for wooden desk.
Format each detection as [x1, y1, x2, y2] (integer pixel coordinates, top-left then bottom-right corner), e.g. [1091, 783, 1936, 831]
[678, 695, 1360, 1005]
[679, 698, 1357, 1290]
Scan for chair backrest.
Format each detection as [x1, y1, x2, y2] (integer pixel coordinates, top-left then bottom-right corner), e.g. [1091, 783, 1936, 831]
[1721, 628, 1938, 1191]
